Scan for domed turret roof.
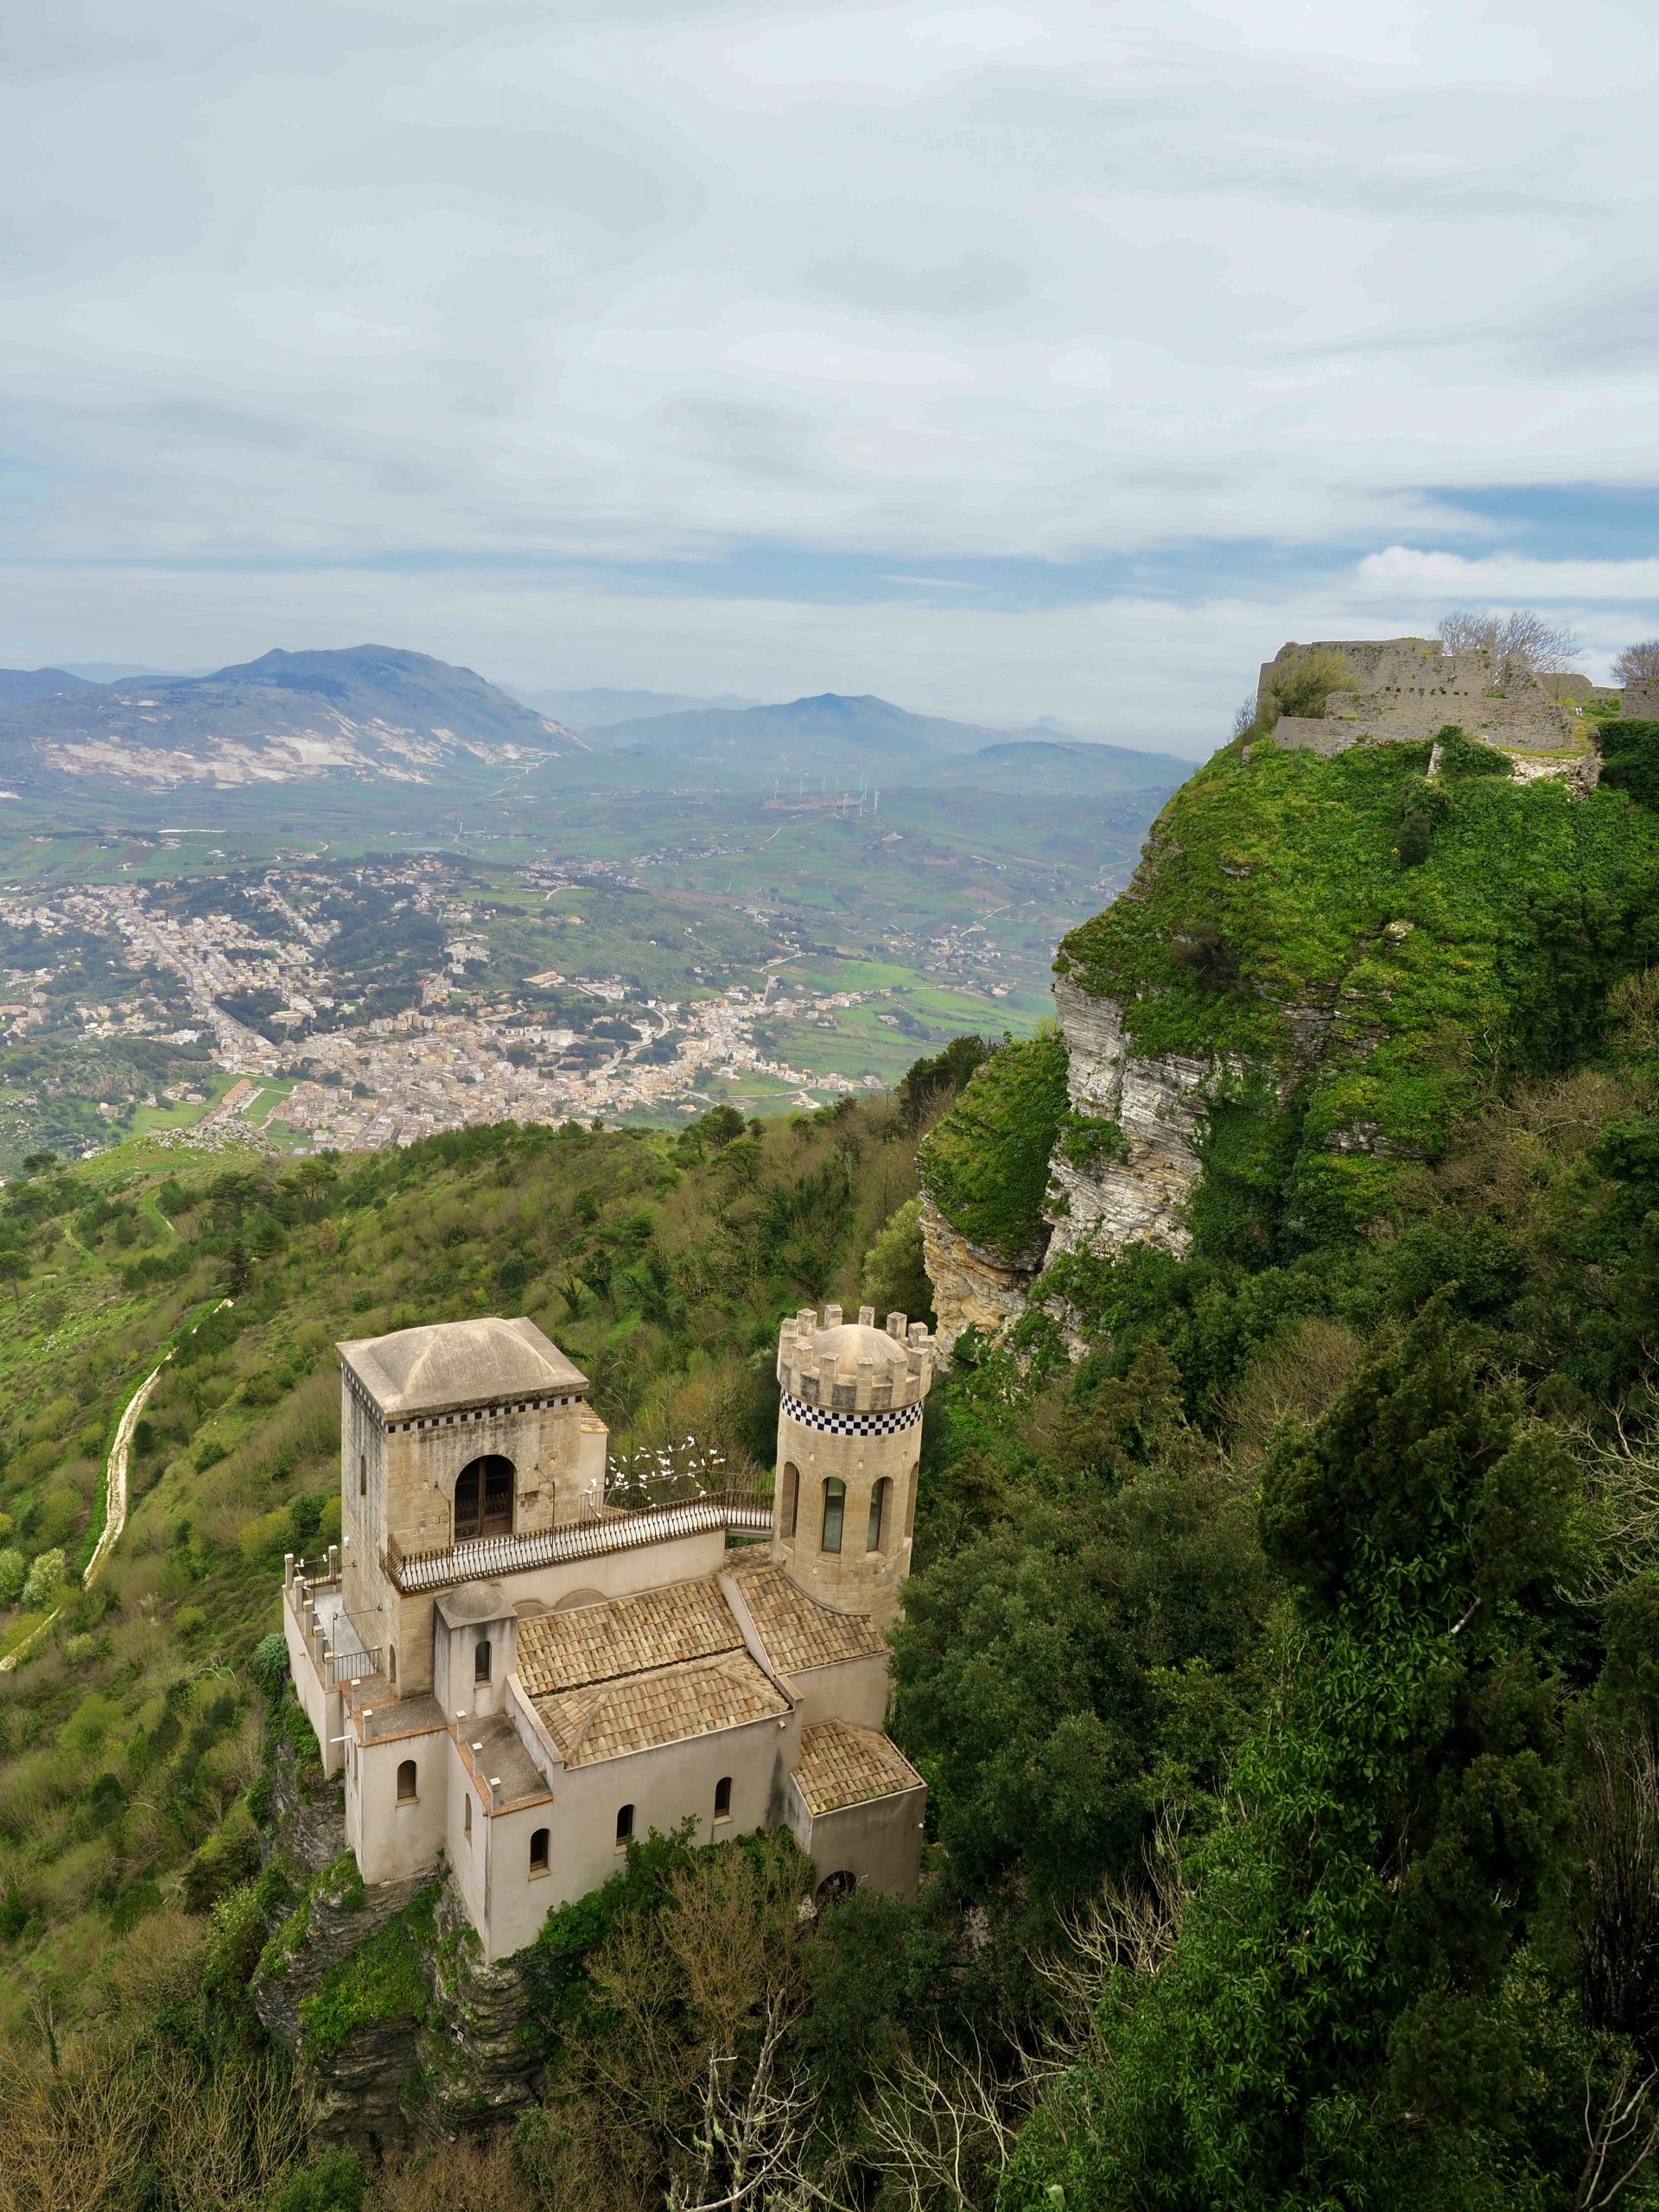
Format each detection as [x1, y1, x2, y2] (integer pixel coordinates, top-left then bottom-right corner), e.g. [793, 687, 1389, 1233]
[777, 1304, 935, 1412]
[808, 1319, 912, 1372]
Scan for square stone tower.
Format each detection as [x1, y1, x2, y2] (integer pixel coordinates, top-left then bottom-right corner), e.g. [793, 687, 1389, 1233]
[772, 1305, 935, 1630]
[339, 1316, 600, 1697]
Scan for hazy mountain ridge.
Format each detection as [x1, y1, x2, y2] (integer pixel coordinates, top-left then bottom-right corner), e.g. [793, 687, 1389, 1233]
[0, 666, 100, 707]
[595, 691, 1192, 784]
[0, 645, 586, 793]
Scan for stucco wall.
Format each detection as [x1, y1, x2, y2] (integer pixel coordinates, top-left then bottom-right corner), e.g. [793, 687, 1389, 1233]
[353, 1725, 448, 1885]
[446, 1738, 490, 1934]
[786, 1780, 925, 1899]
[283, 1595, 342, 1777]
[782, 1651, 890, 1732]
[522, 1709, 800, 1919]
[481, 1800, 563, 1962]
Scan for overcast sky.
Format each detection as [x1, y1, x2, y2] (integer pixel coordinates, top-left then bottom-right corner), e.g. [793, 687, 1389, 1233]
[4, 0, 1659, 753]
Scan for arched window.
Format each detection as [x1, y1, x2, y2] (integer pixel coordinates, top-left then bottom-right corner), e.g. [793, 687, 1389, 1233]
[454, 1454, 514, 1542]
[463, 1795, 472, 1839]
[359, 1452, 367, 1498]
[530, 1827, 550, 1873]
[714, 1776, 733, 1821]
[397, 1758, 417, 1803]
[820, 1477, 845, 1554]
[616, 1802, 634, 1848]
[779, 1462, 799, 1541]
[867, 1477, 891, 1554]
[474, 1637, 493, 1685]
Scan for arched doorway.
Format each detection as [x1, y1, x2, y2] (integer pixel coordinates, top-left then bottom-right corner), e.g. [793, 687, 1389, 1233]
[815, 1869, 856, 1907]
[454, 1454, 514, 1542]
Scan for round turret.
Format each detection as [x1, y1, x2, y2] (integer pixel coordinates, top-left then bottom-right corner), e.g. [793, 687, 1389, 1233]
[772, 1306, 935, 1629]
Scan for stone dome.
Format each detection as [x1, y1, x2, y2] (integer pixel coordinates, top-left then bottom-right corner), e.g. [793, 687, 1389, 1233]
[777, 1304, 934, 1413]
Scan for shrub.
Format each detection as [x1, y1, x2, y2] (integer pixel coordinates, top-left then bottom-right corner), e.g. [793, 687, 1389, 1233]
[859, 1198, 934, 1326]
[1601, 717, 1659, 813]
[1260, 645, 1356, 724]
[20, 1549, 65, 1611]
[918, 1031, 1070, 1263]
[250, 1630, 289, 1699]
[1058, 1112, 1133, 1172]
[1436, 723, 1515, 778]
[269, 2148, 365, 2212]
[0, 1550, 25, 1605]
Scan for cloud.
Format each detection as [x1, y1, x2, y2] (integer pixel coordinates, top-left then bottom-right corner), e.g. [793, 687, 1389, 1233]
[3, 0, 1659, 734]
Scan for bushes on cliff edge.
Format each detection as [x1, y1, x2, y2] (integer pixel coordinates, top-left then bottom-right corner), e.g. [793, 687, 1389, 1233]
[916, 1030, 1069, 1262]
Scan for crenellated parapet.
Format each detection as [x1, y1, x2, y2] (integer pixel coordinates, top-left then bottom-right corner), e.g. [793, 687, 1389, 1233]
[776, 1304, 934, 1414]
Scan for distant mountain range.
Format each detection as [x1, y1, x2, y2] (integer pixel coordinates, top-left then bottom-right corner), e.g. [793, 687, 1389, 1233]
[518, 684, 760, 730]
[593, 691, 1192, 785]
[0, 647, 1192, 802]
[0, 666, 99, 707]
[0, 646, 585, 794]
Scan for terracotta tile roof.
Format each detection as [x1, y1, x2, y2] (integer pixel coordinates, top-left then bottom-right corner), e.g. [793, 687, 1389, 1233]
[729, 1560, 885, 1675]
[516, 1580, 741, 1697]
[536, 1652, 788, 1765]
[792, 1721, 922, 1815]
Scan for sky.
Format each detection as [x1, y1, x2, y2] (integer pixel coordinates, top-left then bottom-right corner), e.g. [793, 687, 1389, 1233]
[4, 0, 1659, 755]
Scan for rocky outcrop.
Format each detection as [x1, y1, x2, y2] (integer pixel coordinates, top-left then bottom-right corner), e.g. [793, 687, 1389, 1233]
[253, 1859, 541, 2152]
[1043, 976, 1209, 1263]
[918, 1196, 1043, 1358]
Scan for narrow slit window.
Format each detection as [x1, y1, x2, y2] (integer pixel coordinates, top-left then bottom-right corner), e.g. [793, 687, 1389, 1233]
[388, 1644, 397, 1688]
[396, 1758, 417, 1804]
[779, 1462, 799, 1541]
[530, 1826, 550, 1873]
[474, 1637, 493, 1685]
[821, 1477, 845, 1554]
[616, 1802, 634, 1848]
[359, 1452, 367, 1498]
[714, 1776, 732, 1821]
[463, 1796, 472, 1839]
[868, 1476, 891, 1554]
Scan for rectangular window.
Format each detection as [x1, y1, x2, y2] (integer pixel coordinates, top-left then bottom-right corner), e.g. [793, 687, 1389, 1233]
[821, 1478, 845, 1554]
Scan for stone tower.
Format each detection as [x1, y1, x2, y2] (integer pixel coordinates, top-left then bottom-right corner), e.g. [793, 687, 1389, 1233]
[772, 1304, 935, 1630]
[338, 1316, 604, 1697]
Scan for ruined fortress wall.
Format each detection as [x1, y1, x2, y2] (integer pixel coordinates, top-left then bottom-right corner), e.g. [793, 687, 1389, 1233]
[1261, 637, 1573, 754]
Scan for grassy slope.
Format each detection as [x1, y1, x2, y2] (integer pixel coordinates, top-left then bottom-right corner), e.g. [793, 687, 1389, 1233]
[0, 1099, 920, 2036]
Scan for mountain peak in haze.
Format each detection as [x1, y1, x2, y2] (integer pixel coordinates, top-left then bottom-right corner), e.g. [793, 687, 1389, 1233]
[0, 643, 585, 795]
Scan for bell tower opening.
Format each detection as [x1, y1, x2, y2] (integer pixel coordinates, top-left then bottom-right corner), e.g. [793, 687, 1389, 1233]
[454, 1454, 514, 1541]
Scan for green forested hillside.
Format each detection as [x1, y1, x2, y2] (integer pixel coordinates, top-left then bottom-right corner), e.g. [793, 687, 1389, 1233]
[5, 726, 1659, 2209]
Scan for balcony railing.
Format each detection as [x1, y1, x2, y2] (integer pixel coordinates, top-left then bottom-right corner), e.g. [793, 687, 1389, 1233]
[383, 1485, 773, 1595]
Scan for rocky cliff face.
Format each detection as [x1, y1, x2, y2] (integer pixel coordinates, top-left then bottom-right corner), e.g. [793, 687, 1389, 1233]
[918, 1196, 1044, 1357]
[1043, 976, 1208, 1264]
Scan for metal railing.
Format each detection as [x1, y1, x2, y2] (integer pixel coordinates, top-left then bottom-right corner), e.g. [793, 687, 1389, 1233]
[325, 1604, 384, 1688]
[384, 1486, 773, 1595]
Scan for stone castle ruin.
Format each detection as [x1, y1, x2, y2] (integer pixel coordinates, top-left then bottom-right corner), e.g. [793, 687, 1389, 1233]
[1260, 634, 1604, 756]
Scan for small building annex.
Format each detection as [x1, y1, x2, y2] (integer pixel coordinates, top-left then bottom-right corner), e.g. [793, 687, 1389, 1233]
[283, 1304, 932, 1961]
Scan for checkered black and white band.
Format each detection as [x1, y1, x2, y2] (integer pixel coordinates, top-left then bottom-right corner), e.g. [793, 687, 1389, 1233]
[780, 1389, 925, 1437]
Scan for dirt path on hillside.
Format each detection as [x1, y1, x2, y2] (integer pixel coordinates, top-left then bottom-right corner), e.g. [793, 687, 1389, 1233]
[85, 1359, 169, 1587]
